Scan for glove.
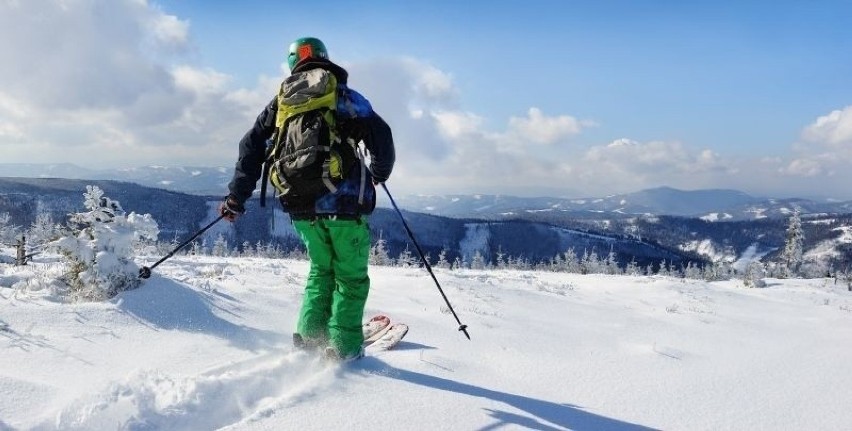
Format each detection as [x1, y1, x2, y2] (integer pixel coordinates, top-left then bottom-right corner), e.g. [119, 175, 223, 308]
[218, 195, 245, 222]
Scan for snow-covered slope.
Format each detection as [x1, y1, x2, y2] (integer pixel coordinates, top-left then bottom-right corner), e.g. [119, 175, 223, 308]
[2, 256, 851, 430]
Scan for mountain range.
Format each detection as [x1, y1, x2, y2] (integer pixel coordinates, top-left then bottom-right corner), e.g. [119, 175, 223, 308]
[394, 188, 852, 222]
[2, 163, 851, 221]
[1, 167, 851, 274]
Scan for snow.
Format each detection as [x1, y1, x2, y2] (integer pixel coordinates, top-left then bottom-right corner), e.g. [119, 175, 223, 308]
[745, 207, 768, 219]
[680, 239, 734, 263]
[2, 256, 852, 430]
[731, 243, 774, 272]
[700, 212, 733, 222]
[805, 226, 852, 262]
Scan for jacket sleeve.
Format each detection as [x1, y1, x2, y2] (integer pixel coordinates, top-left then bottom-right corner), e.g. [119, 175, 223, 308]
[227, 97, 277, 205]
[361, 113, 395, 182]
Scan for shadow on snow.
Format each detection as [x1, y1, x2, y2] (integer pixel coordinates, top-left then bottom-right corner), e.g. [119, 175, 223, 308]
[356, 357, 657, 431]
[115, 276, 283, 352]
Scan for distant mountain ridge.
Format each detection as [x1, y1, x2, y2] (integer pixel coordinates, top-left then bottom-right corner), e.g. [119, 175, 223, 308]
[2, 163, 851, 220]
[395, 187, 852, 221]
[2, 177, 850, 272]
[0, 163, 232, 196]
[0, 177, 698, 270]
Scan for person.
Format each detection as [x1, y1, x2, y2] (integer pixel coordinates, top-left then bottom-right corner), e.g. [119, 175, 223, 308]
[219, 37, 395, 361]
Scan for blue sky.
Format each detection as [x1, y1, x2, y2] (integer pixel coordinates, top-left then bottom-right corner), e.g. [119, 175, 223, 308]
[160, 0, 852, 152]
[1, 0, 851, 198]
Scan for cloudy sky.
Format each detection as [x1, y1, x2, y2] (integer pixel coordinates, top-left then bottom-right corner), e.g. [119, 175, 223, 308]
[1, 0, 851, 199]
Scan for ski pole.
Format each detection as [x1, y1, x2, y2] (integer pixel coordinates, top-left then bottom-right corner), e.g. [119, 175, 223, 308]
[139, 214, 226, 279]
[380, 183, 471, 340]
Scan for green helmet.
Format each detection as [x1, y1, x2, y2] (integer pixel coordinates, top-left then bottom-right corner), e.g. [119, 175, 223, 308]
[287, 37, 328, 71]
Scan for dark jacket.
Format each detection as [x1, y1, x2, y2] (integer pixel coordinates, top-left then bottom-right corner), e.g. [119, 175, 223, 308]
[227, 59, 395, 217]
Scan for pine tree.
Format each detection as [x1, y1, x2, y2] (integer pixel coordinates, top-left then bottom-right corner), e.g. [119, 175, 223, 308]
[212, 233, 229, 257]
[470, 250, 487, 270]
[452, 256, 463, 270]
[435, 248, 451, 269]
[495, 247, 507, 269]
[780, 208, 804, 278]
[396, 246, 416, 267]
[28, 212, 60, 245]
[604, 248, 620, 275]
[683, 262, 702, 279]
[0, 212, 20, 244]
[49, 186, 158, 300]
[580, 249, 602, 274]
[658, 260, 671, 277]
[369, 233, 393, 266]
[562, 248, 581, 273]
[623, 258, 639, 276]
[743, 261, 767, 287]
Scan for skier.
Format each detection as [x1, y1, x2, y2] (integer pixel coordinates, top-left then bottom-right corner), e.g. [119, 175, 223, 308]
[219, 37, 395, 361]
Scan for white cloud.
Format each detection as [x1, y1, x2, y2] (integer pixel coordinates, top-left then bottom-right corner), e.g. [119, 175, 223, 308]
[402, 59, 457, 102]
[148, 10, 190, 49]
[802, 106, 852, 148]
[782, 106, 852, 181]
[0, 122, 23, 139]
[432, 111, 485, 140]
[172, 66, 231, 95]
[782, 158, 824, 177]
[0, 0, 271, 167]
[563, 138, 736, 195]
[507, 108, 589, 144]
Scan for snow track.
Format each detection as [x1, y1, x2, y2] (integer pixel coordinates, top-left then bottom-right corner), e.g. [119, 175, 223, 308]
[45, 350, 338, 430]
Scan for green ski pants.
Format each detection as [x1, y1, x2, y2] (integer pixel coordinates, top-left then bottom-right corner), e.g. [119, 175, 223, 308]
[292, 217, 371, 356]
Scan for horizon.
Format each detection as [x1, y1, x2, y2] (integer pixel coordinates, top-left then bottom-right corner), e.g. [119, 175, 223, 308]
[0, 162, 852, 207]
[1, 1, 851, 199]
[0, 161, 846, 202]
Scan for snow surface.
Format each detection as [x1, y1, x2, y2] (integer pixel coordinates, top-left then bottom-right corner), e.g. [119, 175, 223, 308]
[680, 239, 733, 263]
[2, 256, 852, 430]
[700, 212, 733, 222]
[804, 226, 852, 262]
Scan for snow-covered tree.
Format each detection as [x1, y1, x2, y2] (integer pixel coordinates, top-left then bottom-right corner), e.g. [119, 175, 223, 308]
[28, 212, 61, 246]
[495, 248, 507, 269]
[452, 256, 463, 270]
[396, 245, 417, 268]
[369, 233, 393, 266]
[580, 250, 602, 274]
[49, 186, 158, 300]
[0, 212, 20, 244]
[561, 248, 581, 273]
[190, 239, 203, 256]
[470, 250, 487, 270]
[780, 208, 804, 278]
[241, 241, 253, 257]
[683, 262, 702, 280]
[624, 258, 640, 276]
[211, 233, 229, 257]
[603, 248, 621, 275]
[743, 262, 767, 288]
[435, 248, 451, 269]
[657, 260, 671, 277]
